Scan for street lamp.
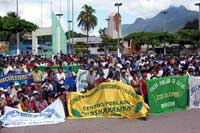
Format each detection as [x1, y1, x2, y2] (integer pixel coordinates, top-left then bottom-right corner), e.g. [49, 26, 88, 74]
[68, 20, 72, 54]
[105, 18, 110, 55]
[71, 0, 74, 54]
[195, 3, 200, 55]
[114, 2, 122, 57]
[195, 3, 200, 30]
[55, 0, 63, 55]
[56, 0, 63, 21]
[161, 11, 167, 32]
[161, 11, 168, 55]
[16, 0, 20, 55]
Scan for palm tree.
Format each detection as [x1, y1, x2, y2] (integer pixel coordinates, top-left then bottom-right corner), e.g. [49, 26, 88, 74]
[77, 5, 98, 45]
[7, 12, 18, 18]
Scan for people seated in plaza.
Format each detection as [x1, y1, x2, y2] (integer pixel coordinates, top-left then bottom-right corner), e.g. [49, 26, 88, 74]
[0, 53, 200, 116]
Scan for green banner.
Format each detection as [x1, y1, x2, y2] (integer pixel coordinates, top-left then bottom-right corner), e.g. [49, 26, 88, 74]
[37, 66, 79, 73]
[147, 76, 189, 114]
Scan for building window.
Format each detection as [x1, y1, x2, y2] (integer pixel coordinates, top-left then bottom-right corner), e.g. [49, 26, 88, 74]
[128, 42, 130, 48]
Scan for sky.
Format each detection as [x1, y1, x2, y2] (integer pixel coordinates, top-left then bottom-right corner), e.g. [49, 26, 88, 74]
[0, 0, 199, 36]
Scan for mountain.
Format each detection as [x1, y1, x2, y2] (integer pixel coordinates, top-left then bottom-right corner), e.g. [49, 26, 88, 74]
[122, 6, 199, 36]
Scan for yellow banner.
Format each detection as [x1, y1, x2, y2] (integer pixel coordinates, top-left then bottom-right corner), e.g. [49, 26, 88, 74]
[67, 81, 148, 119]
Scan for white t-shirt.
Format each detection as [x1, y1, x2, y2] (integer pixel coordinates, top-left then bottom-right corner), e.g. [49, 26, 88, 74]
[56, 72, 66, 84]
[42, 72, 48, 81]
[4, 66, 13, 75]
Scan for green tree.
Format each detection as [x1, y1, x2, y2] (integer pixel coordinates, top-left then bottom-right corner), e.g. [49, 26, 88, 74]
[99, 28, 107, 38]
[176, 29, 200, 47]
[183, 19, 198, 30]
[65, 31, 87, 38]
[124, 32, 176, 54]
[0, 12, 38, 41]
[77, 4, 98, 45]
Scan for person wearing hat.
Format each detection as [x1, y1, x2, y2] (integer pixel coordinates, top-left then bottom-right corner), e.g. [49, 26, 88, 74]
[120, 69, 130, 85]
[11, 82, 21, 101]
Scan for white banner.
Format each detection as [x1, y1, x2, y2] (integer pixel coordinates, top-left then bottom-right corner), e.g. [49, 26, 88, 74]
[76, 69, 88, 92]
[189, 76, 200, 108]
[0, 98, 65, 127]
[76, 69, 109, 92]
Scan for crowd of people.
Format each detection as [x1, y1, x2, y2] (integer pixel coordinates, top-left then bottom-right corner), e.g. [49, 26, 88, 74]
[0, 54, 200, 116]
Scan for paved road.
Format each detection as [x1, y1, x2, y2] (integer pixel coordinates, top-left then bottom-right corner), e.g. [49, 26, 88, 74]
[1, 109, 200, 133]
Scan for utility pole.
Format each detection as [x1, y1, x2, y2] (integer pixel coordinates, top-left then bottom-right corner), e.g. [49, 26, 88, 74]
[56, 0, 63, 55]
[195, 3, 200, 30]
[114, 2, 122, 57]
[50, 0, 53, 12]
[40, 0, 43, 53]
[161, 11, 168, 55]
[67, 0, 71, 54]
[71, 0, 74, 54]
[195, 3, 200, 55]
[16, 0, 20, 55]
[68, 20, 72, 54]
[105, 18, 110, 55]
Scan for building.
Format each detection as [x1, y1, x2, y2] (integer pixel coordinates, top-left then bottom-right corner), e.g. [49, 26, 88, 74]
[68, 37, 104, 55]
[105, 13, 122, 39]
[0, 41, 9, 52]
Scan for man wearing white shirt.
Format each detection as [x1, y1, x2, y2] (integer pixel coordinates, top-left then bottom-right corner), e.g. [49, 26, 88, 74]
[56, 67, 66, 90]
[3, 64, 13, 75]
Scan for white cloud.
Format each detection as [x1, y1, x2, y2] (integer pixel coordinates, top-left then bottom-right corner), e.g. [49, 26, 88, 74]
[0, 0, 199, 36]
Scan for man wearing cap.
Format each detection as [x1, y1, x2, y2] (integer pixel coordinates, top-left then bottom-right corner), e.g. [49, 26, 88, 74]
[11, 82, 21, 100]
[120, 69, 130, 85]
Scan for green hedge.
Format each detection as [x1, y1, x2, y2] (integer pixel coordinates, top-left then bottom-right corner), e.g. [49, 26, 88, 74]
[37, 65, 80, 73]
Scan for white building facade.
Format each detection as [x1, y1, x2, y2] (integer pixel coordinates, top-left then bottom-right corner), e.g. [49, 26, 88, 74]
[106, 13, 122, 39]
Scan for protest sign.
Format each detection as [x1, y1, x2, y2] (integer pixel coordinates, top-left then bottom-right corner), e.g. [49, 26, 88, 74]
[68, 81, 148, 119]
[147, 76, 188, 114]
[0, 73, 32, 89]
[37, 66, 79, 73]
[0, 99, 65, 127]
[189, 76, 200, 108]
